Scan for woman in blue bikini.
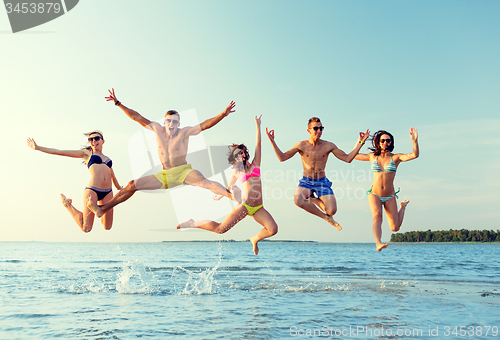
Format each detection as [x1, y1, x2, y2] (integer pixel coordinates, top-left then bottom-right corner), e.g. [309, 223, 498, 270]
[27, 131, 122, 233]
[355, 128, 419, 251]
[177, 115, 278, 255]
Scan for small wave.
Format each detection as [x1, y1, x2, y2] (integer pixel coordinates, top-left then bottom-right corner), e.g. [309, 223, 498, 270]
[283, 283, 352, 293]
[291, 266, 354, 273]
[3, 313, 55, 319]
[54, 281, 113, 294]
[227, 282, 353, 293]
[227, 282, 278, 292]
[221, 266, 262, 272]
[72, 308, 101, 314]
[146, 266, 174, 272]
[480, 291, 500, 297]
[74, 260, 123, 264]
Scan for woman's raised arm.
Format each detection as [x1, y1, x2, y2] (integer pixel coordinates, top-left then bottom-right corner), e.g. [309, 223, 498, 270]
[398, 127, 419, 162]
[252, 115, 262, 167]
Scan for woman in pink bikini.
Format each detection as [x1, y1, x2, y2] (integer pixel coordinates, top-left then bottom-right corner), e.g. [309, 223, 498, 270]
[27, 131, 122, 233]
[355, 128, 419, 251]
[177, 115, 278, 255]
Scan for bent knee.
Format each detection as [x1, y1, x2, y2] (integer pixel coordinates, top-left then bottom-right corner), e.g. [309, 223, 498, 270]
[82, 225, 93, 233]
[294, 196, 306, 207]
[126, 180, 137, 191]
[389, 223, 400, 232]
[326, 207, 337, 216]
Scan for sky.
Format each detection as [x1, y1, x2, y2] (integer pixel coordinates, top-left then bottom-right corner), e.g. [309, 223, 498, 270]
[1, 0, 499, 243]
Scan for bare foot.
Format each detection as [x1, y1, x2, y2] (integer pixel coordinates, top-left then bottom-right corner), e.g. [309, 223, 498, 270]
[376, 243, 388, 251]
[86, 197, 104, 218]
[60, 194, 72, 208]
[176, 219, 195, 230]
[326, 215, 342, 231]
[400, 199, 410, 209]
[250, 236, 259, 255]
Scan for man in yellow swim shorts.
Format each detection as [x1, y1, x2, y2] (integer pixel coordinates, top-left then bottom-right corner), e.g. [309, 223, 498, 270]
[88, 88, 235, 218]
[154, 163, 194, 189]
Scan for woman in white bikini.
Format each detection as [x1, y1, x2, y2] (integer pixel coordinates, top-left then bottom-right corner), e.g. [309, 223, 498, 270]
[355, 128, 419, 251]
[27, 131, 122, 232]
[177, 115, 278, 255]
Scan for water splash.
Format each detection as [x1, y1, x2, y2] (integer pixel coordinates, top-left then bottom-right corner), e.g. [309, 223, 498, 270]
[171, 242, 223, 295]
[115, 259, 157, 294]
[173, 265, 219, 295]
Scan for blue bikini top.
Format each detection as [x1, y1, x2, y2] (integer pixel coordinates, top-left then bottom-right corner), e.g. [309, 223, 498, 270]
[87, 153, 112, 169]
[371, 155, 396, 173]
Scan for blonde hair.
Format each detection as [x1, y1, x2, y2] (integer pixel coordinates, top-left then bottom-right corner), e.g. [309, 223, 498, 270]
[308, 117, 321, 127]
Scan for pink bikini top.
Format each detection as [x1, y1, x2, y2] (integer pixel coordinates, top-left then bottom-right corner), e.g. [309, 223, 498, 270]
[239, 164, 261, 183]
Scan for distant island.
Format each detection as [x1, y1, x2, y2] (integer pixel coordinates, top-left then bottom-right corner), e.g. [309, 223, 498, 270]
[162, 240, 318, 243]
[390, 229, 500, 243]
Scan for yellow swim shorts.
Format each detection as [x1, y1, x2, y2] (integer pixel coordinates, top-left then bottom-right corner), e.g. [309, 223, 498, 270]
[154, 164, 194, 189]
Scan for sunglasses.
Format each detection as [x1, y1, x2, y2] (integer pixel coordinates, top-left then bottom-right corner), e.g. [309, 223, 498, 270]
[311, 126, 324, 131]
[380, 138, 391, 144]
[88, 136, 102, 142]
[165, 119, 179, 125]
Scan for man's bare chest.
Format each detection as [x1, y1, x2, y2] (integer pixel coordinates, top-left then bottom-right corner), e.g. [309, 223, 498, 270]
[301, 147, 330, 161]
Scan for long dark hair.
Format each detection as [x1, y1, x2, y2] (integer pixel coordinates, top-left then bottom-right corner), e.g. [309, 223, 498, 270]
[369, 130, 394, 156]
[228, 144, 250, 171]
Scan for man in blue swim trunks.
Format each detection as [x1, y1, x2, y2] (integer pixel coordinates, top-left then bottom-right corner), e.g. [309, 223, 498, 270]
[266, 117, 369, 230]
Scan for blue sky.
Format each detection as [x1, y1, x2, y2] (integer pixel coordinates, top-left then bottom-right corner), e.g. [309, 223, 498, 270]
[1, 1, 499, 243]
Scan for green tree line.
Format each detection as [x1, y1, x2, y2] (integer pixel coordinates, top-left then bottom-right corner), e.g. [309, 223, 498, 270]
[390, 229, 500, 243]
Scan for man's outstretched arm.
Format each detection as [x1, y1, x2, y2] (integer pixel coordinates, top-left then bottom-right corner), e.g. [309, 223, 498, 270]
[332, 129, 370, 163]
[199, 101, 236, 131]
[266, 127, 299, 162]
[106, 88, 153, 129]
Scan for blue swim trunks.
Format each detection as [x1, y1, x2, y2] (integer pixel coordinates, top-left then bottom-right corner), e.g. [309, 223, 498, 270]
[298, 176, 334, 197]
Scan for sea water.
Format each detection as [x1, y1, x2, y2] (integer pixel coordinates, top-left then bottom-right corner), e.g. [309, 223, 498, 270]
[1, 242, 499, 339]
